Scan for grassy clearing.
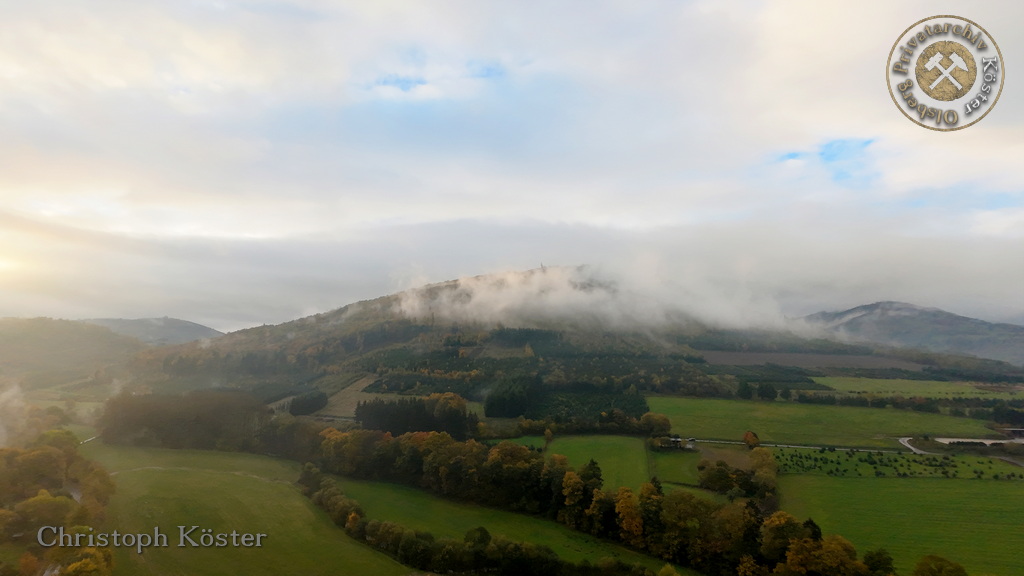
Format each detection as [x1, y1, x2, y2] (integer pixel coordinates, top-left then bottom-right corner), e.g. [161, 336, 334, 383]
[338, 478, 696, 575]
[813, 377, 1022, 400]
[85, 447, 409, 576]
[318, 376, 382, 418]
[649, 451, 703, 486]
[779, 475, 1024, 576]
[546, 436, 650, 491]
[647, 397, 995, 449]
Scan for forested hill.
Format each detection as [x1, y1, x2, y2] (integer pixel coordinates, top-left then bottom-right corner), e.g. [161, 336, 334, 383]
[125, 271, 1024, 401]
[804, 301, 1024, 366]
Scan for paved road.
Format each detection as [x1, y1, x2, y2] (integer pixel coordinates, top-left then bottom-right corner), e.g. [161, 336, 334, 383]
[897, 437, 935, 455]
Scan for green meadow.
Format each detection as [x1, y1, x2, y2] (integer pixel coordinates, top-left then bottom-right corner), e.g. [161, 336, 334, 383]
[647, 397, 996, 449]
[82, 445, 409, 576]
[82, 443, 693, 575]
[648, 451, 703, 487]
[779, 475, 1024, 576]
[546, 435, 650, 491]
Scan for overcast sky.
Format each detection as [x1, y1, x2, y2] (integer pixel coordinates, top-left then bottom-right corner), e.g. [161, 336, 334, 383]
[1, 0, 1022, 332]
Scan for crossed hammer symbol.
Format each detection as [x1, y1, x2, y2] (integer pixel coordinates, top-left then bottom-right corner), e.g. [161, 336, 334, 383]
[925, 51, 969, 90]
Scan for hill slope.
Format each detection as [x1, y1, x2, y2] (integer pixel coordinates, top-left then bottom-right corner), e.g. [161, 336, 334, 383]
[126, 270, 1024, 406]
[804, 301, 1024, 366]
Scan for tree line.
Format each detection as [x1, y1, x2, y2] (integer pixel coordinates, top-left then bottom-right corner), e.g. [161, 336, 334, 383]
[0, 428, 116, 576]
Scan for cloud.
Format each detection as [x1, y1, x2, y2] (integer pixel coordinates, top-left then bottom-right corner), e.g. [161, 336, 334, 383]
[0, 0, 1022, 332]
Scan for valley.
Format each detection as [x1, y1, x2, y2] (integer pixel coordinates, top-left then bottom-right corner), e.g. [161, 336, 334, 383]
[2, 277, 1023, 575]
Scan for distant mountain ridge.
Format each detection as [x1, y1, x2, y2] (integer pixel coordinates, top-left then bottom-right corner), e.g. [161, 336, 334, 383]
[81, 317, 223, 346]
[804, 301, 1024, 366]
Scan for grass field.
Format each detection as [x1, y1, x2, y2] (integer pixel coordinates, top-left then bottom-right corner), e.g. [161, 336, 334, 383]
[649, 451, 703, 486]
[647, 397, 997, 449]
[81, 444, 411, 576]
[338, 478, 694, 574]
[546, 436, 650, 491]
[82, 443, 693, 575]
[779, 475, 1024, 576]
[813, 377, 1022, 400]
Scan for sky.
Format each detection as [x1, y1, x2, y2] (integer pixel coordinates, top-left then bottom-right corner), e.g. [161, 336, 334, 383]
[1, 0, 1022, 333]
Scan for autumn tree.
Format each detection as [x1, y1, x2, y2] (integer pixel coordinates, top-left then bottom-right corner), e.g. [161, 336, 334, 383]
[640, 412, 672, 436]
[558, 470, 586, 528]
[639, 480, 665, 553]
[773, 535, 870, 576]
[743, 430, 760, 449]
[759, 511, 809, 565]
[614, 487, 644, 548]
[584, 489, 616, 537]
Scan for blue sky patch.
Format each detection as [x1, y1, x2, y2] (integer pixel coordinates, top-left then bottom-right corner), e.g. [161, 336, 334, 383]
[776, 138, 877, 187]
[467, 61, 505, 79]
[817, 138, 877, 187]
[375, 74, 427, 92]
[818, 138, 874, 163]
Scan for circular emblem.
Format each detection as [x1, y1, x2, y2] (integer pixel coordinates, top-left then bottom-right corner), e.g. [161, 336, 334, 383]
[887, 15, 1004, 131]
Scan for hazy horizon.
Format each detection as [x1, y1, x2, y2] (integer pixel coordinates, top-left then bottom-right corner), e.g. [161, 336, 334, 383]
[2, 1, 1022, 333]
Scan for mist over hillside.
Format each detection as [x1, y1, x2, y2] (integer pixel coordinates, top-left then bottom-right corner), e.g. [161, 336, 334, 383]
[393, 265, 795, 332]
